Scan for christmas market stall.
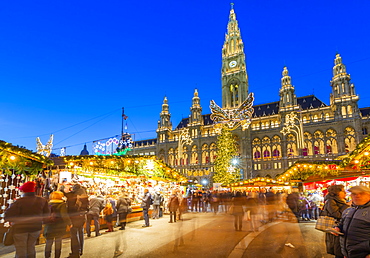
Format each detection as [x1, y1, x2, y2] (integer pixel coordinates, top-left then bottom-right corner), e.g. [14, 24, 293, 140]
[0, 140, 53, 239]
[49, 155, 186, 223]
[276, 134, 370, 193]
[229, 177, 296, 193]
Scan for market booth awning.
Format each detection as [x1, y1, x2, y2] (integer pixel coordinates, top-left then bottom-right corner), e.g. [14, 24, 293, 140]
[0, 140, 53, 175]
[229, 177, 296, 192]
[276, 134, 370, 187]
[58, 155, 186, 182]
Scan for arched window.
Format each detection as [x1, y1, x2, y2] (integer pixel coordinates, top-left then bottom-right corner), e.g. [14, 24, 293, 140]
[263, 150, 270, 159]
[363, 128, 368, 135]
[254, 150, 261, 159]
[273, 149, 280, 158]
[344, 127, 356, 152]
[210, 143, 217, 163]
[191, 145, 198, 164]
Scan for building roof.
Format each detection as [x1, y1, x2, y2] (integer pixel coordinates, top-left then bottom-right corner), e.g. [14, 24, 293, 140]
[252, 95, 327, 118]
[175, 95, 327, 129]
[360, 107, 370, 117]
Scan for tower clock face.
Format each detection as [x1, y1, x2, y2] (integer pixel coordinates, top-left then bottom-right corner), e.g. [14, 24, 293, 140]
[229, 60, 237, 68]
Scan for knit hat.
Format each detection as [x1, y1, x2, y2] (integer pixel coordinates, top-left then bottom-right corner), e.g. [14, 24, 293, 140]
[50, 191, 64, 200]
[19, 181, 36, 193]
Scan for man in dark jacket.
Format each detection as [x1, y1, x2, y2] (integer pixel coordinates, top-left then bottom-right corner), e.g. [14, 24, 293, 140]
[86, 193, 105, 237]
[141, 189, 152, 227]
[63, 183, 88, 258]
[5, 181, 50, 258]
[334, 186, 370, 258]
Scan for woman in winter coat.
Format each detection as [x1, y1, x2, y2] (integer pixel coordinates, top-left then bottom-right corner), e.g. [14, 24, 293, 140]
[116, 192, 131, 230]
[103, 198, 115, 232]
[322, 185, 350, 258]
[44, 191, 71, 258]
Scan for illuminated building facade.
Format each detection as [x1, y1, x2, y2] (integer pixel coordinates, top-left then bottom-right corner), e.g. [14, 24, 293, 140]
[134, 5, 370, 180]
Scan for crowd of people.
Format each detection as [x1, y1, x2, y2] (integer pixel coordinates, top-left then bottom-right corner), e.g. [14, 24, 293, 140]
[4, 179, 370, 258]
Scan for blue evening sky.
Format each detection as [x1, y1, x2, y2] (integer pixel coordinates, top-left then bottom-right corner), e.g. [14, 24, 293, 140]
[1, 1, 370, 155]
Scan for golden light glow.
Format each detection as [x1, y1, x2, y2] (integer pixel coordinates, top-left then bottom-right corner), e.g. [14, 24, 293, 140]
[364, 152, 369, 156]
[89, 162, 94, 165]
[9, 155, 16, 160]
[69, 162, 74, 166]
[354, 160, 359, 164]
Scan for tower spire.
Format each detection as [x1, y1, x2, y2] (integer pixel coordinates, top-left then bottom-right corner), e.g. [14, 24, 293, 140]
[279, 66, 297, 112]
[189, 89, 202, 125]
[221, 4, 249, 109]
[330, 53, 359, 118]
[158, 96, 171, 129]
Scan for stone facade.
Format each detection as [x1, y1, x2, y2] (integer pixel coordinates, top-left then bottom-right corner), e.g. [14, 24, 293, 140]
[133, 5, 370, 180]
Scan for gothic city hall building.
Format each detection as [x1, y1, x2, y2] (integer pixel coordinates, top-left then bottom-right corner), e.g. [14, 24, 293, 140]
[133, 6, 370, 181]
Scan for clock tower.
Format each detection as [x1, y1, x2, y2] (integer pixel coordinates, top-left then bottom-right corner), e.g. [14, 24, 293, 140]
[221, 3, 249, 109]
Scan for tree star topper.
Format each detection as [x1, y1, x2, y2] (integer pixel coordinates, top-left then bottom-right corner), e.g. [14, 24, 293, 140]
[210, 93, 254, 131]
[36, 134, 54, 157]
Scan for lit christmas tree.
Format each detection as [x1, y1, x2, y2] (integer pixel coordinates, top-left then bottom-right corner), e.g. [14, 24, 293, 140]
[213, 127, 240, 184]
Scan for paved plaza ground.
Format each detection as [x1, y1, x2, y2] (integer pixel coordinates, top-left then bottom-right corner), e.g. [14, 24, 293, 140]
[0, 212, 333, 258]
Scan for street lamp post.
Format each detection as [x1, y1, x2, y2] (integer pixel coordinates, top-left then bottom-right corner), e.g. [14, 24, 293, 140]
[280, 112, 304, 156]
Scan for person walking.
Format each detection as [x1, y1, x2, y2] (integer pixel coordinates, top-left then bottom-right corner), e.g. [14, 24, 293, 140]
[141, 189, 152, 227]
[322, 185, 349, 258]
[86, 193, 105, 237]
[5, 181, 50, 258]
[44, 191, 71, 258]
[168, 191, 179, 223]
[116, 192, 131, 230]
[63, 183, 89, 258]
[232, 191, 245, 231]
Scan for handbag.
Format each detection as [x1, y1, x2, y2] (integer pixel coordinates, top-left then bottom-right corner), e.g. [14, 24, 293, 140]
[315, 215, 336, 232]
[3, 227, 14, 246]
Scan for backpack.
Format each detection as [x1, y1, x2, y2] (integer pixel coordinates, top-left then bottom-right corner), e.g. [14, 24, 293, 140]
[103, 202, 113, 216]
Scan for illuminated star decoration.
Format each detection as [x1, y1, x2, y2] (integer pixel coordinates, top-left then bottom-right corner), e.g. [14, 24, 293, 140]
[36, 134, 54, 157]
[210, 92, 254, 131]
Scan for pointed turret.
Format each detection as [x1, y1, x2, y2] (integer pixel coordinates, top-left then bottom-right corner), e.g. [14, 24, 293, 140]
[221, 3, 249, 109]
[330, 53, 359, 118]
[157, 96, 172, 142]
[279, 66, 298, 112]
[189, 89, 203, 125]
[158, 96, 172, 129]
